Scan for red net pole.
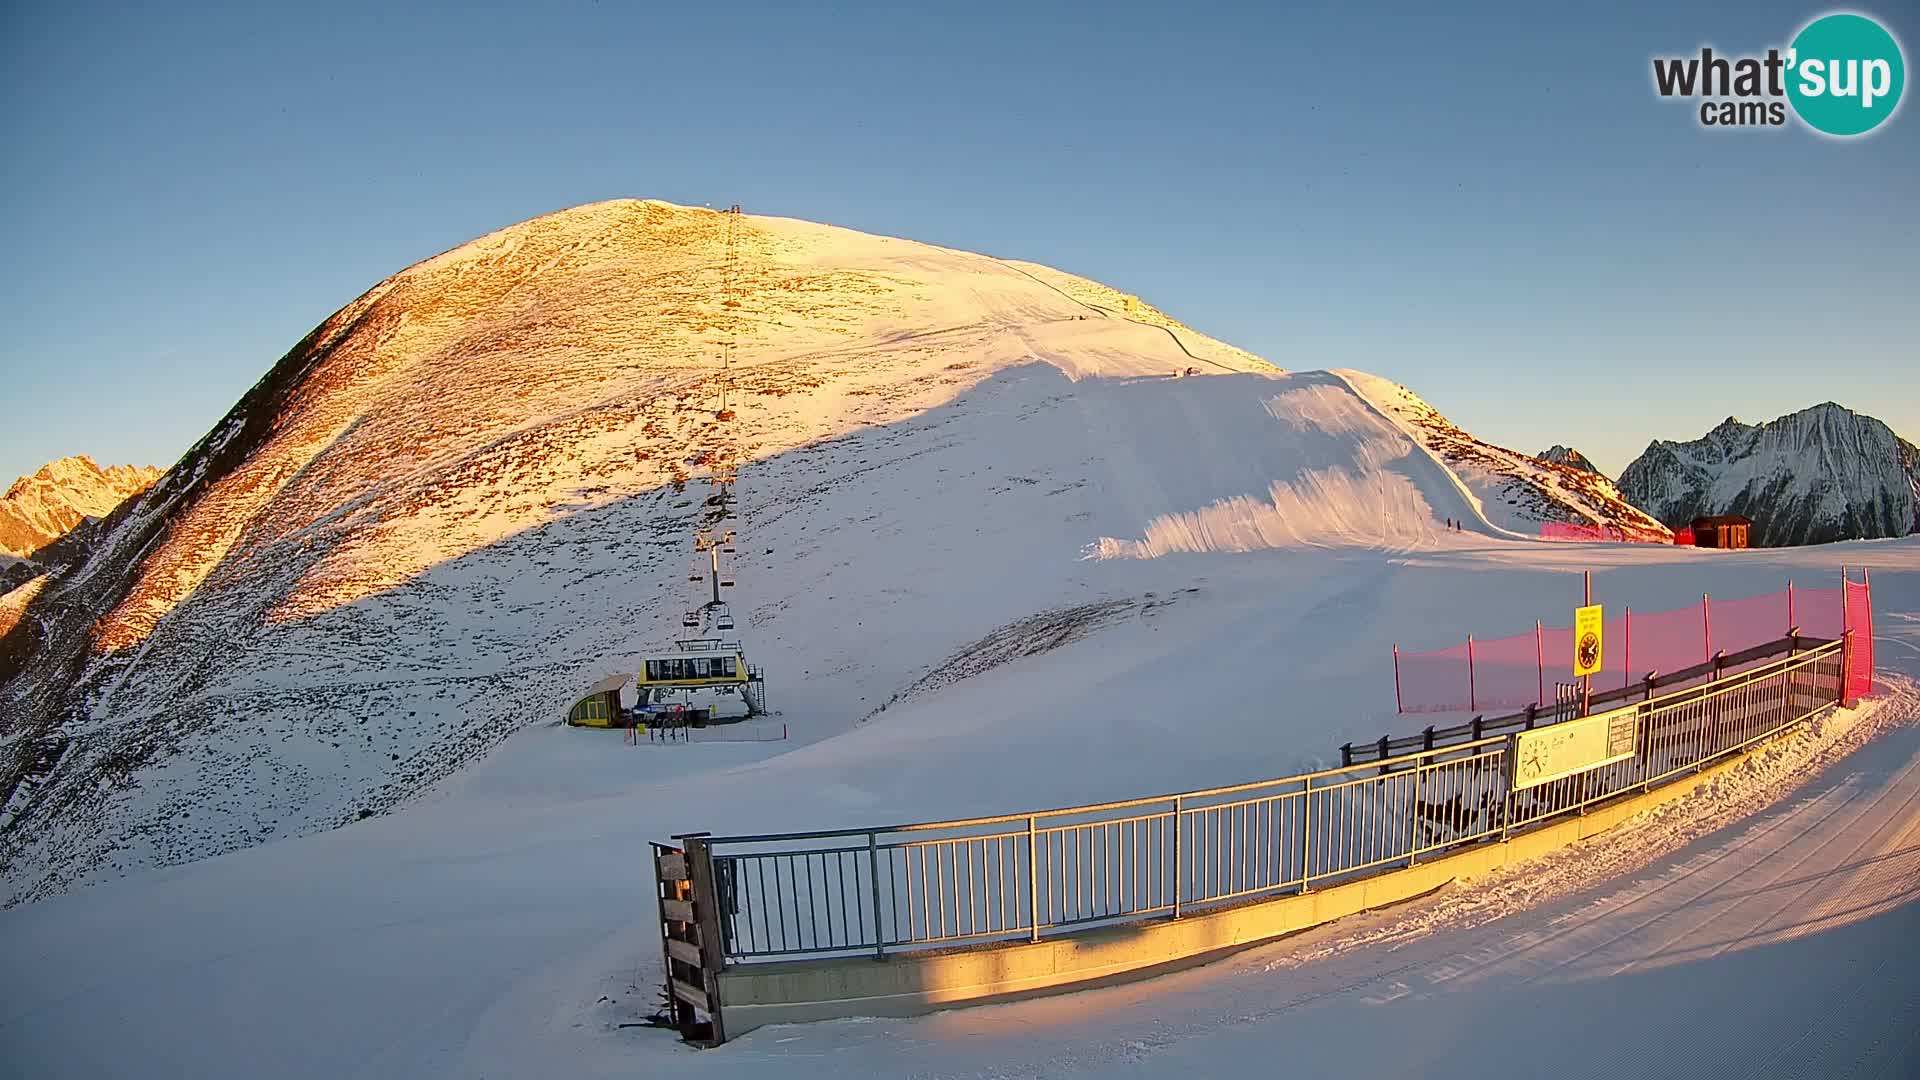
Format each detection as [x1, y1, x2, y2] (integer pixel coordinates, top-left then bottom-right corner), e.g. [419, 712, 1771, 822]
[1865, 569, 1873, 695]
[1393, 644, 1403, 714]
[1702, 593, 1712, 665]
[1468, 634, 1477, 712]
[1623, 605, 1632, 689]
[1536, 620, 1544, 705]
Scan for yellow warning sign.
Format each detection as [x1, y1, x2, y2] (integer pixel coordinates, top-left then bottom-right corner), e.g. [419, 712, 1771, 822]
[1573, 603, 1604, 677]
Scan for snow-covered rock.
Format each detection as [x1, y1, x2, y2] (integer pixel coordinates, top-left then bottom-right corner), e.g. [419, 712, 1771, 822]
[1618, 404, 1920, 546]
[1340, 373, 1669, 539]
[0, 554, 38, 596]
[1537, 445, 1603, 476]
[0, 456, 161, 559]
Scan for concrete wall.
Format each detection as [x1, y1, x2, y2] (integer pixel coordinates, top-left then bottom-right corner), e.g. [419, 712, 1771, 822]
[714, 717, 1825, 1037]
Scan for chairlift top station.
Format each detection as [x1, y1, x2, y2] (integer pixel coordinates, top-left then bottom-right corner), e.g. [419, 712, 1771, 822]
[567, 205, 768, 729]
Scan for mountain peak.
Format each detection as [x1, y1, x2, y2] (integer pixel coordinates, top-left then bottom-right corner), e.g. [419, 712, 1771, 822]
[0, 200, 1691, 904]
[0, 456, 162, 559]
[1536, 445, 1604, 476]
[1618, 403, 1919, 545]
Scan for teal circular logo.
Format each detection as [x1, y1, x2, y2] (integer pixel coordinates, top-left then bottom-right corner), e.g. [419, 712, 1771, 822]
[1787, 13, 1905, 136]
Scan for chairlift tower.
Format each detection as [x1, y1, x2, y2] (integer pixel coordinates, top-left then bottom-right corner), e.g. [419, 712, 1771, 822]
[591, 204, 761, 733]
[641, 200, 767, 723]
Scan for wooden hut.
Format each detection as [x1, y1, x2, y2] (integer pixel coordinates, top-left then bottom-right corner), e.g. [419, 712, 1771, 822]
[1689, 514, 1753, 549]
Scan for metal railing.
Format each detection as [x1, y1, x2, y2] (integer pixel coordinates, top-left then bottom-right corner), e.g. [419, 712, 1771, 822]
[673, 636, 1849, 964]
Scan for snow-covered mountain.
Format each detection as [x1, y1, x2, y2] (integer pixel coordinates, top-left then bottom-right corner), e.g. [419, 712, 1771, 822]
[0, 199, 1665, 904]
[1341, 374, 1670, 540]
[1618, 404, 1920, 546]
[1537, 445, 1603, 476]
[0, 456, 161, 560]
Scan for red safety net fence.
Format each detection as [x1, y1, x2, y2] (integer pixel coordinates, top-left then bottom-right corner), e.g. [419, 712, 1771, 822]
[1846, 575, 1874, 697]
[1394, 573, 1874, 714]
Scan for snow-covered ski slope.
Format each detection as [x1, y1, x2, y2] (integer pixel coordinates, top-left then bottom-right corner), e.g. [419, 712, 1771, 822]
[4, 199, 1666, 903]
[1, 540, 1914, 1078]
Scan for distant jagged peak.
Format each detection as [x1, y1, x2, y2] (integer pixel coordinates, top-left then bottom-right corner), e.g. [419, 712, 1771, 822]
[1618, 400, 1919, 546]
[4, 453, 161, 502]
[0, 455, 163, 559]
[1536, 445, 1604, 476]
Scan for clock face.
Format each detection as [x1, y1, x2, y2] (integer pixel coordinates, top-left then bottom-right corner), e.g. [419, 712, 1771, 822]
[1578, 631, 1601, 670]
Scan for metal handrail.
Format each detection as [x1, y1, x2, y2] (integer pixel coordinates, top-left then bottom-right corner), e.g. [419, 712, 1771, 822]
[674, 637, 1848, 964]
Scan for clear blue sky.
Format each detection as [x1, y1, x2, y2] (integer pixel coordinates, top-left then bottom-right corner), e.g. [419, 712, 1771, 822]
[2, 0, 1914, 483]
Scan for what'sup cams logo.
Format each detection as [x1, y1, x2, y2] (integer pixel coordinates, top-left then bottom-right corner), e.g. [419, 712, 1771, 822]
[1653, 11, 1905, 135]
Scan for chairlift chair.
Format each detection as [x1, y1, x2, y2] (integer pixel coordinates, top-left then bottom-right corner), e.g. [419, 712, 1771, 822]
[681, 610, 700, 628]
[716, 607, 735, 631]
[719, 572, 736, 588]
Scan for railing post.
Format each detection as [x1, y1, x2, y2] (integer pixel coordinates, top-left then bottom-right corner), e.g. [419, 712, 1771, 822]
[1499, 750, 1513, 840]
[1340, 743, 1352, 768]
[683, 833, 728, 1044]
[1298, 778, 1312, 893]
[1787, 628, 1801, 717]
[1171, 796, 1184, 917]
[1027, 815, 1040, 942]
[867, 831, 885, 960]
[1407, 759, 1421, 867]
[1840, 630, 1855, 709]
[1377, 735, 1391, 775]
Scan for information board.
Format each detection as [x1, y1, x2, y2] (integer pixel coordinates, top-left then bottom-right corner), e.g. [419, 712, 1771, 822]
[1510, 704, 1638, 790]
